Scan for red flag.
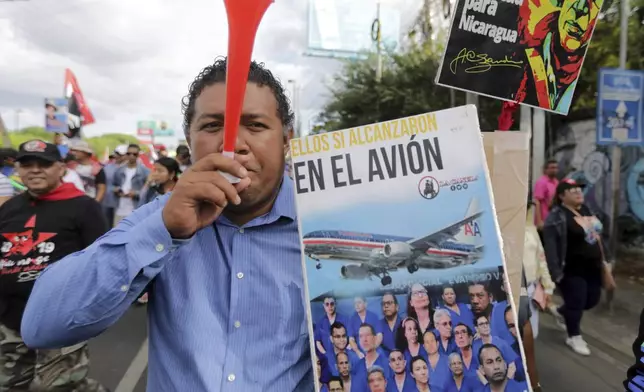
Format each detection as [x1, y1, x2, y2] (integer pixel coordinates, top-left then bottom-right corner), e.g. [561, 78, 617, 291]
[64, 69, 95, 131]
[497, 101, 519, 131]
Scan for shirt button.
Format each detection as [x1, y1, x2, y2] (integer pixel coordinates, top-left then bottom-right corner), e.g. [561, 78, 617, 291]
[234, 320, 241, 328]
[155, 244, 164, 252]
[237, 272, 244, 279]
[120, 285, 128, 292]
[227, 374, 235, 382]
[239, 228, 244, 234]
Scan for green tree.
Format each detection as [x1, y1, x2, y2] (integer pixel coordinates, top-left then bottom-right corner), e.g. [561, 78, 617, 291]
[8, 127, 139, 157]
[315, 40, 508, 133]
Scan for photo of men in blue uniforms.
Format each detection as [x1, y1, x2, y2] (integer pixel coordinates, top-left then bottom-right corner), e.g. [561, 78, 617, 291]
[440, 286, 475, 331]
[479, 344, 529, 392]
[309, 276, 530, 392]
[350, 296, 383, 354]
[379, 293, 402, 354]
[323, 322, 361, 377]
[317, 295, 351, 355]
[386, 350, 416, 392]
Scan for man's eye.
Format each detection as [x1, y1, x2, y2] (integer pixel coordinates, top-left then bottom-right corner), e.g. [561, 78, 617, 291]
[247, 122, 267, 130]
[202, 122, 222, 131]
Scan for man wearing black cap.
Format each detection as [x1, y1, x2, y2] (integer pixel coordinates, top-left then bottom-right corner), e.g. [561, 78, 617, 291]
[542, 178, 612, 357]
[0, 140, 108, 391]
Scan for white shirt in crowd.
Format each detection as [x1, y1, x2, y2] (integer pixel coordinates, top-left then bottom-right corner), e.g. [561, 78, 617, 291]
[63, 169, 85, 192]
[0, 174, 14, 197]
[116, 167, 137, 218]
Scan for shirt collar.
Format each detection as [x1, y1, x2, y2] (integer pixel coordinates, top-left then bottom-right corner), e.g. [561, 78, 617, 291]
[268, 175, 297, 221]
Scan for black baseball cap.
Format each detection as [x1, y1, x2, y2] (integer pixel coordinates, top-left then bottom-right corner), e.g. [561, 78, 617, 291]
[16, 139, 62, 163]
[556, 178, 585, 195]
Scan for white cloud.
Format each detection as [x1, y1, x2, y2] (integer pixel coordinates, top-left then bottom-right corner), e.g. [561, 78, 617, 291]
[0, 0, 424, 148]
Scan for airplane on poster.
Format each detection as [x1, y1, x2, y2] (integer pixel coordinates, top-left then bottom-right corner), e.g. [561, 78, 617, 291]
[302, 198, 485, 286]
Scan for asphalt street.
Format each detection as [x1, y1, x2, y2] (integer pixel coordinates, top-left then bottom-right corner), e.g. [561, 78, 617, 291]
[84, 306, 632, 392]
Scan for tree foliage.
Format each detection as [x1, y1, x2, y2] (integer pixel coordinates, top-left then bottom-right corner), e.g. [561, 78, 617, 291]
[316, 0, 644, 131]
[8, 127, 139, 157]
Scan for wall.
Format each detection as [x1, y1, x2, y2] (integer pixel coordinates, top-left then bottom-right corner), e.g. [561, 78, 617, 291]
[548, 119, 644, 244]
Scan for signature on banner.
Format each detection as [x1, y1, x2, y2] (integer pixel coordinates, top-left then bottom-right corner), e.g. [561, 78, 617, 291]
[450, 48, 523, 74]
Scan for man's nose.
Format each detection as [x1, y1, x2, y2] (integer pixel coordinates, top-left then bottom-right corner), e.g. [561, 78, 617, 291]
[218, 132, 250, 156]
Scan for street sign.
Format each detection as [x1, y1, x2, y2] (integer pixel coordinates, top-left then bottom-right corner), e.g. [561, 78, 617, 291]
[597, 68, 644, 146]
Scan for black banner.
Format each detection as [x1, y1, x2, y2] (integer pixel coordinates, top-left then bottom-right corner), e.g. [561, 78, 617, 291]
[436, 0, 603, 115]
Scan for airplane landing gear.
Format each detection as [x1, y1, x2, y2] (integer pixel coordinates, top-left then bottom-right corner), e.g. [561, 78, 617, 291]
[374, 269, 393, 286]
[407, 262, 419, 274]
[308, 254, 322, 269]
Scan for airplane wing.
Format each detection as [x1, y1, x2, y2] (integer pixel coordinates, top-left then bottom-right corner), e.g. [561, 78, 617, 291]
[406, 197, 483, 252]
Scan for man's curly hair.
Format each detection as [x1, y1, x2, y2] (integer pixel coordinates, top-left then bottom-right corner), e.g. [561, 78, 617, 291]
[181, 57, 295, 136]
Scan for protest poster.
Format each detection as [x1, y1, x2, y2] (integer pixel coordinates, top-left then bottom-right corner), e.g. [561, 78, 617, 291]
[435, 0, 603, 115]
[44, 98, 69, 133]
[291, 105, 530, 392]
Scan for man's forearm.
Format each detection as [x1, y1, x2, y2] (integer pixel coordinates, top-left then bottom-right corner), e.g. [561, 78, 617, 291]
[95, 184, 106, 203]
[534, 200, 543, 225]
[21, 208, 186, 349]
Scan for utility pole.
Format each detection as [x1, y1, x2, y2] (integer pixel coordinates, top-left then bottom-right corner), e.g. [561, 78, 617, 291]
[288, 79, 301, 137]
[466, 93, 479, 108]
[605, 0, 629, 310]
[610, 0, 629, 255]
[373, 1, 382, 82]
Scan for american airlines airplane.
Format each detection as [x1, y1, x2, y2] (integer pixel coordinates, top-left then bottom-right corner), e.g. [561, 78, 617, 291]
[302, 198, 484, 286]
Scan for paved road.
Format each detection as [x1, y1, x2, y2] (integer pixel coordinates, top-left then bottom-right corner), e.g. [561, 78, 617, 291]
[86, 305, 148, 392]
[535, 313, 631, 391]
[84, 306, 633, 392]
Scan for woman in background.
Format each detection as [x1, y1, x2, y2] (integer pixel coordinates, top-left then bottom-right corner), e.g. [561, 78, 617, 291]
[543, 179, 613, 356]
[138, 157, 180, 207]
[524, 201, 556, 338]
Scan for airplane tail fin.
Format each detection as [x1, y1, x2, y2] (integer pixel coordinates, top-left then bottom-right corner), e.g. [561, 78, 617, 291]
[453, 197, 483, 246]
[465, 197, 481, 219]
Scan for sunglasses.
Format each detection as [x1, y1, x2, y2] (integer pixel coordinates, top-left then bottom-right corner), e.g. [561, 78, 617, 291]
[126, 152, 139, 156]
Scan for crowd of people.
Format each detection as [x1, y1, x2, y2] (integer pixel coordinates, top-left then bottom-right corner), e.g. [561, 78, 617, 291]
[0, 57, 637, 392]
[313, 281, 531, 392]
[0, 137, 191, 391]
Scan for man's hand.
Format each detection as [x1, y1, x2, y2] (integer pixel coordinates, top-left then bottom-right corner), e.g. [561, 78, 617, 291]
[162, 153, 250, 239]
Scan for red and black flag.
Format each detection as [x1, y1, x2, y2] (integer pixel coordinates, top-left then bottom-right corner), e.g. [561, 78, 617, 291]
[64, 69, 95, 139]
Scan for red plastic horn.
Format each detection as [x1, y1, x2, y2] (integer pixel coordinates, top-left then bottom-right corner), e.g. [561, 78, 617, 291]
[220, 0, 273, 183]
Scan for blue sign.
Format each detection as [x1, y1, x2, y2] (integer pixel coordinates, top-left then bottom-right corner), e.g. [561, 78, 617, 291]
[597, 68, 644, 146]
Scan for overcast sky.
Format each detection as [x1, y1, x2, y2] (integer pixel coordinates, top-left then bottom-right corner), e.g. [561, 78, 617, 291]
[0, 0, 423, 145]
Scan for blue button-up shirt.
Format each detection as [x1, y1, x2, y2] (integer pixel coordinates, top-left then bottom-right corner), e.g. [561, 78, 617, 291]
[21, 177, 314, 392]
